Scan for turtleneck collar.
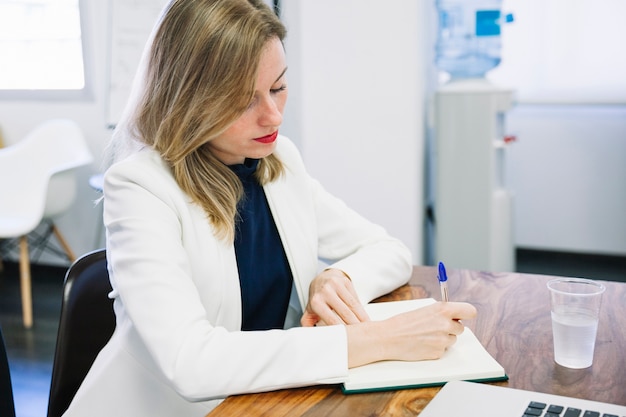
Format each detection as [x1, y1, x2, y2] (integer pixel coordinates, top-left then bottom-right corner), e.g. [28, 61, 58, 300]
[228, 158, 260, 180]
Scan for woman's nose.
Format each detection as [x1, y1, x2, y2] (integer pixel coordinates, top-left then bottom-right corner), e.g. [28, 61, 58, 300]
[258, 96, 283, 127]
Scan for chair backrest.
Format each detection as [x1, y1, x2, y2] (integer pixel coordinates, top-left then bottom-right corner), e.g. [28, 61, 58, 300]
[47, 249, 115, 417]
[0, 119, 93, 237]
[44, 170, 78, 219]
[0, 326, 16, 417]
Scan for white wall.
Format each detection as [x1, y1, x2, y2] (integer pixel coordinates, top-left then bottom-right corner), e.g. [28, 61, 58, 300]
[0, 1, 623, 268]
[2, 0, 427, 266]
[0, 1, 111, 265]
[485, 0, 626, 257]
[281, 0, 426, 264]
[505, 104, 626, 256]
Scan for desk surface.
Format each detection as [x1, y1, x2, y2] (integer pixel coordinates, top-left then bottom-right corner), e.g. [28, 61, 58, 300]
[208, 266, 626, 416]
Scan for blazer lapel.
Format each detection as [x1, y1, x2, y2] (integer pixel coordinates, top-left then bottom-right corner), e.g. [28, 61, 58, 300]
[264, 175, 318, 311]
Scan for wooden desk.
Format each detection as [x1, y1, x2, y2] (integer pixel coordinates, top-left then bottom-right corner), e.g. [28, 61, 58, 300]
[208, 266, 626, 416]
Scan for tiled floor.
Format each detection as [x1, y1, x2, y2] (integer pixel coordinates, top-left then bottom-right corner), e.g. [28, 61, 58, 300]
[0, 249, 624, 417]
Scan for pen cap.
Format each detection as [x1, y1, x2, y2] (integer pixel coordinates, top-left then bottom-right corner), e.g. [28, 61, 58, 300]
[438, 261, 448, 282]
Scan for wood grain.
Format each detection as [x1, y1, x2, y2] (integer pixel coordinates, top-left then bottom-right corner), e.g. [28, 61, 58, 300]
[207, 267, 626, 416]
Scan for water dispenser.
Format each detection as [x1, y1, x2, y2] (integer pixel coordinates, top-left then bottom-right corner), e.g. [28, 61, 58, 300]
[435, 0, 513, 79]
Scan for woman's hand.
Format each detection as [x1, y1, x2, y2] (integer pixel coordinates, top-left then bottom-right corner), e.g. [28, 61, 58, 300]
[346, 301, 477, 368]
[301, 268, 370, 327]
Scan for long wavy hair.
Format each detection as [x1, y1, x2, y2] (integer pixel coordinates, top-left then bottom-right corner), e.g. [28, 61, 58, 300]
[124, 0, 286, 241]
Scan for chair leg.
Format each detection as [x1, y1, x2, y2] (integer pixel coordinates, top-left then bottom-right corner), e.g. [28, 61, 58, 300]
[18, 236, 33, 329]
[51, 224, 76, 263]
[0, 239, 7, 273]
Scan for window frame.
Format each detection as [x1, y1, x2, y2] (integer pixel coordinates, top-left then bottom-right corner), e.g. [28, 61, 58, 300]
[0, 0, 92, 101]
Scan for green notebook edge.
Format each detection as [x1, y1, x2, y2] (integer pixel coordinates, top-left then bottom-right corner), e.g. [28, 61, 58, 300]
[341, 374, 510, 395]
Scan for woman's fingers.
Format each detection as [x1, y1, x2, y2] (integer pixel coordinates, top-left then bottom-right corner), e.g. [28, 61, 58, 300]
[302, 269, 370, 326]
[437, 301, 477, 322]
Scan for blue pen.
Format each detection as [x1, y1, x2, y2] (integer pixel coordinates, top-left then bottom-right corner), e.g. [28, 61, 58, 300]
[438, 261, 449, 302]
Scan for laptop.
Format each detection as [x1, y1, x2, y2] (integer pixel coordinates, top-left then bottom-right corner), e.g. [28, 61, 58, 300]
[419, 380, 626, 417]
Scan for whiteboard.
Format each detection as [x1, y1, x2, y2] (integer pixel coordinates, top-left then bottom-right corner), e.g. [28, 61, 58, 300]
[106, 0, 168, 128]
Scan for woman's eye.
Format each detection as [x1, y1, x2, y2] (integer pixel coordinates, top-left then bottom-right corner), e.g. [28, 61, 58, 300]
[270, 84, 287, 94]
[246, 85, 286, 110]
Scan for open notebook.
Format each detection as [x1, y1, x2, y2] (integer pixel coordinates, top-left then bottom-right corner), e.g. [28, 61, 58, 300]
[342, 298, 507, 394]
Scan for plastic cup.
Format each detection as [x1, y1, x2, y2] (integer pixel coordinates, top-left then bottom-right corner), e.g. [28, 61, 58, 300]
[547, 278, 605, 369]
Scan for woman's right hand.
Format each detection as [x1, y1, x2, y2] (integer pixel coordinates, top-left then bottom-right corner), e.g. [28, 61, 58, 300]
[345, 301, 477, 368]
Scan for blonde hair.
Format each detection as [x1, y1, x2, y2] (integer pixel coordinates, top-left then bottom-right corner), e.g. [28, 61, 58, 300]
[130, 0, 286, 241]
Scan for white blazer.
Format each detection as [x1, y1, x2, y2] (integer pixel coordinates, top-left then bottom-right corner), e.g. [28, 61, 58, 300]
[64, 136, 412, 417]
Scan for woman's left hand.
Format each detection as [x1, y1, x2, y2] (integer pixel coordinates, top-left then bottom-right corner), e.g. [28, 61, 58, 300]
[301, 268, 370, 327]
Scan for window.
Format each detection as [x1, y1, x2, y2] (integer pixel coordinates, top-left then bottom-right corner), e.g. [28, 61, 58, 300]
[0, 0, 88, 99]
[486, 0, 626, 104]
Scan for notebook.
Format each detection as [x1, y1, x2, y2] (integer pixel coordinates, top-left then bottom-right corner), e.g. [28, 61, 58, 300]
[420, 380, 626, 417]
[341, 299, 508, 394]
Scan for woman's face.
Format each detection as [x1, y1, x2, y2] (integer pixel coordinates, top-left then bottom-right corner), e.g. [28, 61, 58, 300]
[207, 37, 288, 165]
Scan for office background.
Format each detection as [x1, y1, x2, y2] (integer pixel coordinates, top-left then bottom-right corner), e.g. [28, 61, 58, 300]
[0, 2, 624, 417]
[0, 0, 624, 269]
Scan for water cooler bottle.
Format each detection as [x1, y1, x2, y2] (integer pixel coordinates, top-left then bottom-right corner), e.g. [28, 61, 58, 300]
[434, 0, 516, 272]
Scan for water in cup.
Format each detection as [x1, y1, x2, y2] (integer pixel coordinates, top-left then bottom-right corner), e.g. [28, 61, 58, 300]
[547, 277, 605, 369]
[551, 309, 598, 369]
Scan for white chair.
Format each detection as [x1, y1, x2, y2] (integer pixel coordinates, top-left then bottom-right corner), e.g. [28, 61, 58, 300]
[0, 119, 93, 328]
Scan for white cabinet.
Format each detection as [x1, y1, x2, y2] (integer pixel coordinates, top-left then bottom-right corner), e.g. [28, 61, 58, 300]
[435, 79, 515, 272]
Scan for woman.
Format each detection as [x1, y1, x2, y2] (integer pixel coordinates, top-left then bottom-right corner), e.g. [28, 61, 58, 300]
[64, 0, 476, 415]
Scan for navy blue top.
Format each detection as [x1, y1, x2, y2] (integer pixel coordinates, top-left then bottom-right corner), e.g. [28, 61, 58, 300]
[229, 159, 293, 331]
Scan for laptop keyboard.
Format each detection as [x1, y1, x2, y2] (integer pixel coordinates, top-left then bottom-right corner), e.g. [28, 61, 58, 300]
[523, 401, 620, 417]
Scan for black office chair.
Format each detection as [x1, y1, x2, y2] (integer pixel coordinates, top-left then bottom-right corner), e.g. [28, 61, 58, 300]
[47, 248, 116, 417]
[0, 326, 16, 417]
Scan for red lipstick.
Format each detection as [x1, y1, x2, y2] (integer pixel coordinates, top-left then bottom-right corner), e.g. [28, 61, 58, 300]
[254, 131, 278, 144]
